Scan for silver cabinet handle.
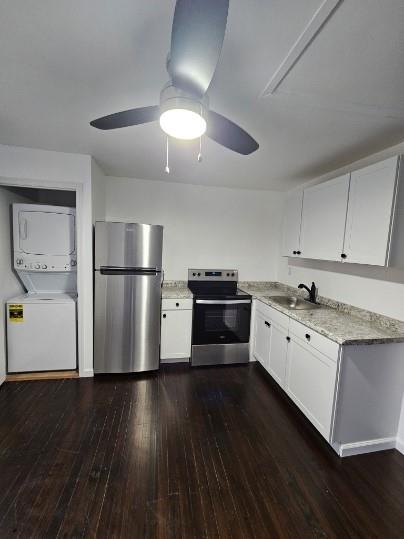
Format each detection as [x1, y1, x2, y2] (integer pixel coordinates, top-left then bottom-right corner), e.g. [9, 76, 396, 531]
[195, 299, 251, 305]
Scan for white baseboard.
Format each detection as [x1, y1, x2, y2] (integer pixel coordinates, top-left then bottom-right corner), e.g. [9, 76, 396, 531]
[333, 437, 397, 457]
[160, 357, 190, 364]
[396, 438, 404, 455]
[79, 368, 94, 377]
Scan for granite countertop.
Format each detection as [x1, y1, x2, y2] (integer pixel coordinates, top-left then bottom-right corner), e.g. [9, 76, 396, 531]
[162, 281, 193, 299]
[238, 282, 404, 346]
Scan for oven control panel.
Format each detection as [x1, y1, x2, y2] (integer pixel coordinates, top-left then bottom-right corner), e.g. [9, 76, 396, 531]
[188, 269, 238, 282]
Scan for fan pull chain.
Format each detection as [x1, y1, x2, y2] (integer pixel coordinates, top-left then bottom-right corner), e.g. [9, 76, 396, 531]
[165, 136, 170, 174]
[197, 136, 202, 163]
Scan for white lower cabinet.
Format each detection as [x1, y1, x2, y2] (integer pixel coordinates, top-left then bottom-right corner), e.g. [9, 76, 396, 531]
[251, 298, 404, 456]
[285, 336, 338, 440]
[252, 303, 289, 389]
[267, 321, 289, 389]
[252, 299, 339, 441]
[252, 309, 271, 369]
[160, 300, 192, 361]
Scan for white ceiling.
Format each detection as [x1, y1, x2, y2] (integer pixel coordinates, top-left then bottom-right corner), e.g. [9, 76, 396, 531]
[1, 0, 404, 190]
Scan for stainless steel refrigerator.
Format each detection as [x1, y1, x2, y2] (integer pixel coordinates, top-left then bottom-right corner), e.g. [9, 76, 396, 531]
[94, 221, 163, 373]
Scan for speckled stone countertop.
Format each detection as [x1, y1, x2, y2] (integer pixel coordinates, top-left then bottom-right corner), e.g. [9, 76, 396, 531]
[238, 281, 404, 345]
[162, 281, 193, 299]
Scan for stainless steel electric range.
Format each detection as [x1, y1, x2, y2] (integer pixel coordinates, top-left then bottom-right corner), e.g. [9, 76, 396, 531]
[188, 269, 252, 367]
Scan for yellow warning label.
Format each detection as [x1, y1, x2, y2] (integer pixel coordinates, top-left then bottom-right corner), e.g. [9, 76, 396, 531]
[9, 304, 24, 323]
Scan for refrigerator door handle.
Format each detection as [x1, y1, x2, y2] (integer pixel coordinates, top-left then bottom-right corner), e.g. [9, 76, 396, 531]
[99, 267, 159, 276]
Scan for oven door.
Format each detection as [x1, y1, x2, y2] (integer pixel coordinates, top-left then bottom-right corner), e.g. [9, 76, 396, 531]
[193, 299, 251, 345]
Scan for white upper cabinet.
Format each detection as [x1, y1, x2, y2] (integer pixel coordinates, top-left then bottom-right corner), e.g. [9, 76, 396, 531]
[300, 174, 350, 261]
[281, 189, 303, 257]
[343, 157, 399, 266]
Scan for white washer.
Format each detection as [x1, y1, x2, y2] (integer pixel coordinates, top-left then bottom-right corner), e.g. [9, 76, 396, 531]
[7, 293, 77, 373]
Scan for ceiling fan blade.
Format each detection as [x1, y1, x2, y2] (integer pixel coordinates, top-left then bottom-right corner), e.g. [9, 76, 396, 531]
[168, 0, 229, 97]
[206, 111, 259, 155]
[90, 105, 159, 130]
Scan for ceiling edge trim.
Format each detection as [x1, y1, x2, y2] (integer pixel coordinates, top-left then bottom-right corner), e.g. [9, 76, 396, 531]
[260, 0, 343, 98]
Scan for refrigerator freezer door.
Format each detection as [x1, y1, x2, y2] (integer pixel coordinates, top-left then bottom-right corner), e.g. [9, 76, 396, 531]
[95, 221, 163, 270]
[94, 271, 162, 373]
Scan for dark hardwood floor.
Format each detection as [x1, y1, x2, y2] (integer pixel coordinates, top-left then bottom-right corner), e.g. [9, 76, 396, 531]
[1, 363, 404, 538]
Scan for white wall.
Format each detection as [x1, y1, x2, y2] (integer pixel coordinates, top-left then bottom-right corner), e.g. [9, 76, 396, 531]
[105, 176, 285, 281]
[0, 186, 34, 384]
[279, 258, 404, 321]
[0, 144, 94, 377]
[91, 158, 106, 223]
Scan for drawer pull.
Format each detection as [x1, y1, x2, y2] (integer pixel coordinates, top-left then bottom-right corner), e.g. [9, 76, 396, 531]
[163, 313, 166, 319]
[286, 336, 290, 342]
[305, 333, 311, 341]
[176, 302, 179, 307]
[264, 321, 271, 327]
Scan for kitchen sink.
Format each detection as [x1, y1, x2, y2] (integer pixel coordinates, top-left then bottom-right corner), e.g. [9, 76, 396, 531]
[266, 295, 322, 310]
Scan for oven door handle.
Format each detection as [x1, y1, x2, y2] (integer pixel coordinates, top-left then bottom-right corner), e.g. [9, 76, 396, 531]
[195, 299, 251, 305]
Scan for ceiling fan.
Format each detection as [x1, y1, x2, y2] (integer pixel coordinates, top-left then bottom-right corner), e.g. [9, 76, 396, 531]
[90, 0, 259, 155]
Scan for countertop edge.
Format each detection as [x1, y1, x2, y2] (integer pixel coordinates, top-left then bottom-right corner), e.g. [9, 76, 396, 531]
[244, 289, 404, 346]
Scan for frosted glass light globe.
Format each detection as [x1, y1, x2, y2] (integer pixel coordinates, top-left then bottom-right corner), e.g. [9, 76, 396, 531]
[159, 108, 206, 140]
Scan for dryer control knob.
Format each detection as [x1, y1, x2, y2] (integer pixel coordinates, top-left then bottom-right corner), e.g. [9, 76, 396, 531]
[35, 263, 40, 269]
[71, 260, 77, 266]
[42, 264, 47, 269]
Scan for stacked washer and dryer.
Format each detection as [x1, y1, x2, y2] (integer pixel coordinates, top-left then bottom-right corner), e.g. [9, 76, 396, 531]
[7, 203, 77, 373]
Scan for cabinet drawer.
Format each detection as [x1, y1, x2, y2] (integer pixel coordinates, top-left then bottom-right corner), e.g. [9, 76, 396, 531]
[162, 298, 193, 311]
[255, 300, 289, 330]
[289, 318, 340, 361]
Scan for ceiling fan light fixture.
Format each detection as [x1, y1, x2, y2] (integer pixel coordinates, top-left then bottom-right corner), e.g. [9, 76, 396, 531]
[159, 108, 206, 140]
[159, 84, 208, 140]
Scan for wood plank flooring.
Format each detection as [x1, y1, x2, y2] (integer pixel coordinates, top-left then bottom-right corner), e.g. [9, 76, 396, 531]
[0, 363, 404, 538]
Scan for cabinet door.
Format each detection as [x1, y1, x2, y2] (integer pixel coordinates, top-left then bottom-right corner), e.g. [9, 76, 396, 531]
[267, 321, 289, 388]
[343, 157, 398, 266]
[282, 189, 303, 257]
[286, 336, 338, 440]
[300, 174, 350, 261]
[161, 310, 192, 360]
[252, 310, 271, 369]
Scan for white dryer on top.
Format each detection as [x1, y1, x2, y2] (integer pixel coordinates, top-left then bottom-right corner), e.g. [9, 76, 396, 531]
[13, 203, 77, 293]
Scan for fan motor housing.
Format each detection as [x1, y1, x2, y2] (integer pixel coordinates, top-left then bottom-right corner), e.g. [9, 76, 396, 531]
[159, 83, 208, 119]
